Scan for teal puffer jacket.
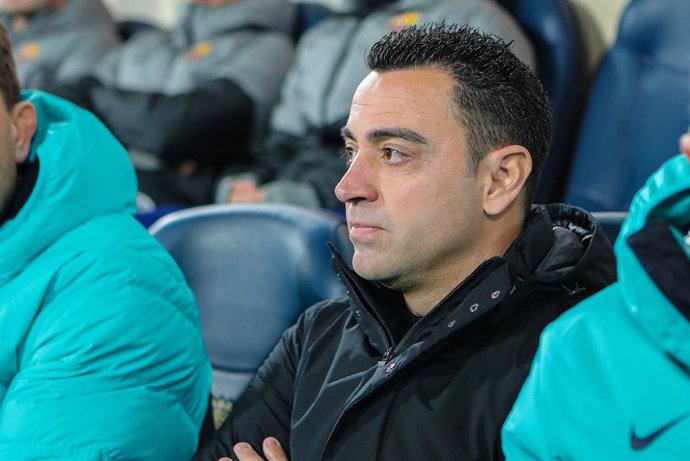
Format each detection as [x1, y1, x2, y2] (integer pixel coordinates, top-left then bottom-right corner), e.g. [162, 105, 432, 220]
[502, 153, 690, 460]
[0, 91, 211, 460]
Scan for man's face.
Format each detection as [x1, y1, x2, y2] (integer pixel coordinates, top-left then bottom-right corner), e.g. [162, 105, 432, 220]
[336, 69, 486, 292]
[0, 97, 18, 218]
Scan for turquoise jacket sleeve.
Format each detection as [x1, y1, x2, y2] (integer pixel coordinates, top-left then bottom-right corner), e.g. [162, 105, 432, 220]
[502, 323, 560, 461]
[0, 217, 211, 461]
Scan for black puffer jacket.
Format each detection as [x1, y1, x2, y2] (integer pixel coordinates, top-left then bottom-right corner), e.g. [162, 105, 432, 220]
[196, 204, 616, 461]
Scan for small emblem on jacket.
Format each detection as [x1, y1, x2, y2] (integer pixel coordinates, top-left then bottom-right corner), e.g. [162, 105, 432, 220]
[186, 41, 213, 61]
[390, 11, 420, 31]
[19, 42, 41, 62]
[630, 413, 689, 450]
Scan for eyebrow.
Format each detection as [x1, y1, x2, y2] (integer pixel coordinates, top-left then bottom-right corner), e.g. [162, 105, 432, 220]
[340, 126, 429, 145]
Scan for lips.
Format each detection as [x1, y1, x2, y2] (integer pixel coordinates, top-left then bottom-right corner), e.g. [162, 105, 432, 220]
[348, 219, 383, 230]
[348, 220, 384, 240]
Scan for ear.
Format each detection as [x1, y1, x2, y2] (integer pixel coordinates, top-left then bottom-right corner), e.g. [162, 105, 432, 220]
[11, 101, 37, 165]
[479, 144, 532, 216]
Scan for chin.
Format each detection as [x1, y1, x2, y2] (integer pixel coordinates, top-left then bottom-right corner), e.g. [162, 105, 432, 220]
[352, 255, 380, 281]
[352, 256, 396, 285]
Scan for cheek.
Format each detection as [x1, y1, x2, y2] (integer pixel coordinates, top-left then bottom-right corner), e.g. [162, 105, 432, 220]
[424, 181, 481, 230]
[0, 158, 18, 209]
[416, 173, 476, 212]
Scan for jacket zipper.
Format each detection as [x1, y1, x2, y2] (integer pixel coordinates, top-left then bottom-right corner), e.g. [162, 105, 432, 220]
[381, 346, 394, 363]
[339, 279, 395, 363]
[383, 259, 502, 363]
[386, 312, 436, 362]
[369, 313, 393, 363]
[334, 262, 395, 363]
[322, 285, 472, 458]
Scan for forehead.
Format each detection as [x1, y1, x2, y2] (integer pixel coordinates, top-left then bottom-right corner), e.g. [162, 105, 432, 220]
[347, 69, 459, 137]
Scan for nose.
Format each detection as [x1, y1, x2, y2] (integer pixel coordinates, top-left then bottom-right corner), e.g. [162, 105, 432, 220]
[335, 151, 377, 205]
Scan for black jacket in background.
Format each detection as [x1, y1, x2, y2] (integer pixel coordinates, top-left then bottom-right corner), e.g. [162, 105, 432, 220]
[252, 121, 348, 210]
[195, 204, 616, 461]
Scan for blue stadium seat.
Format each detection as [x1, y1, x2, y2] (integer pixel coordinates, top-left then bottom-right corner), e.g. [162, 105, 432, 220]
[293, 2, 332, 40]
[149, 203, 353, 427]
[497, 0, 587, 203]
[135, 205, 187, 228]
[564, 0, 690, 211]
[117, 19, 157, 41]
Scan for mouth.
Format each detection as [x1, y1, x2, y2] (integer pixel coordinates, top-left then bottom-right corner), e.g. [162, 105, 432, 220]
[348, 221, 384, 240]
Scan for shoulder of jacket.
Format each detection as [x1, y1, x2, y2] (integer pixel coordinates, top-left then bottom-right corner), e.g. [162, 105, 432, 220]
[300, 296, 351, 328]
[542, 284, 623, 344]
[50, 214, 192, 301]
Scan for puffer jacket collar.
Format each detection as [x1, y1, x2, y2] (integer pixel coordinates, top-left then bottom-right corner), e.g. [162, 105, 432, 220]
[615, 154, 690, 367]
[0, 91, 137, 283]
[331, 203, 616, 357]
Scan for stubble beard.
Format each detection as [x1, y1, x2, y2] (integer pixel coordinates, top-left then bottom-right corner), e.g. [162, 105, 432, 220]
[0, 143, 18, 222]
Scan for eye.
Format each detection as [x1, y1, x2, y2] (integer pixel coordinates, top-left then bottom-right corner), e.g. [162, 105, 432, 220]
[339, 146, 355, 166]
[382, 147, 409, 164]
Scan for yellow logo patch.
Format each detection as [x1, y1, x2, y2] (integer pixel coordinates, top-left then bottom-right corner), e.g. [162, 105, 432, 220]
[19, 42, 41, 62]
[186, 41, 213, 61]
[390, 11, 420, 31]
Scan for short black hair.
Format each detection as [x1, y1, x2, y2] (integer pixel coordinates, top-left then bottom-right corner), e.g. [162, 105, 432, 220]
[0, 26, 20, 110]
[366, 23, 552, 206]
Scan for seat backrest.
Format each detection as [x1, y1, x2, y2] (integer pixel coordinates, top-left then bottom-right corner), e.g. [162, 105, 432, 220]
[150, 203, 353, 426]
[117, 19, 158, 41]
[497, 0, 587, 203]
[564, 0, 690, 211]
[592, 211, 629, 245]
[293, 2, 332, 40]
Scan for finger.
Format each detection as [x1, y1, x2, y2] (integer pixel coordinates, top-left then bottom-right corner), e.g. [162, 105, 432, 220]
[227, 180, 258, 202]
[231, 191, 266, 203]
[234, 442, 264, 461]
[263, 437, 289, 461]
[178, 161, 198, 176]
[233, 180, 259, 192]
[242, 192, 266, 203]
[680, 133, 690, 159]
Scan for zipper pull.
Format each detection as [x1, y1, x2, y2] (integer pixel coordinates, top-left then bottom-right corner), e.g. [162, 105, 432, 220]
[381, 347, 394, 363]
[562, 283, 587, 298]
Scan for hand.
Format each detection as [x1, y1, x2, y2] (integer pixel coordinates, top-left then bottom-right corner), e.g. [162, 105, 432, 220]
[680, 133, 690, 160]
[217, 437, 288, 461]
[178, 161, 199, 176]
[227, 180, 267, 203]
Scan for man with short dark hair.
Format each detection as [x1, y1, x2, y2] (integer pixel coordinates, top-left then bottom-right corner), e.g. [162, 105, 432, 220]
[0, 26, 211, 460]
[218, 0, 535, 211]
[196, 24, 615, 461]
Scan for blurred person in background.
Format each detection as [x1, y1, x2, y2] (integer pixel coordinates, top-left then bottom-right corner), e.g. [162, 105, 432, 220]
[217, 0, 535, 211]
[55, 0, 296, 207]
[0, 25, 211, 460]
[502, 134, 690, 460]
[0, 0, 118, 89]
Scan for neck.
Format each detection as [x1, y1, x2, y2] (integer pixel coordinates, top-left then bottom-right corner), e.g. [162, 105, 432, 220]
[402, 219, 524, 316]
